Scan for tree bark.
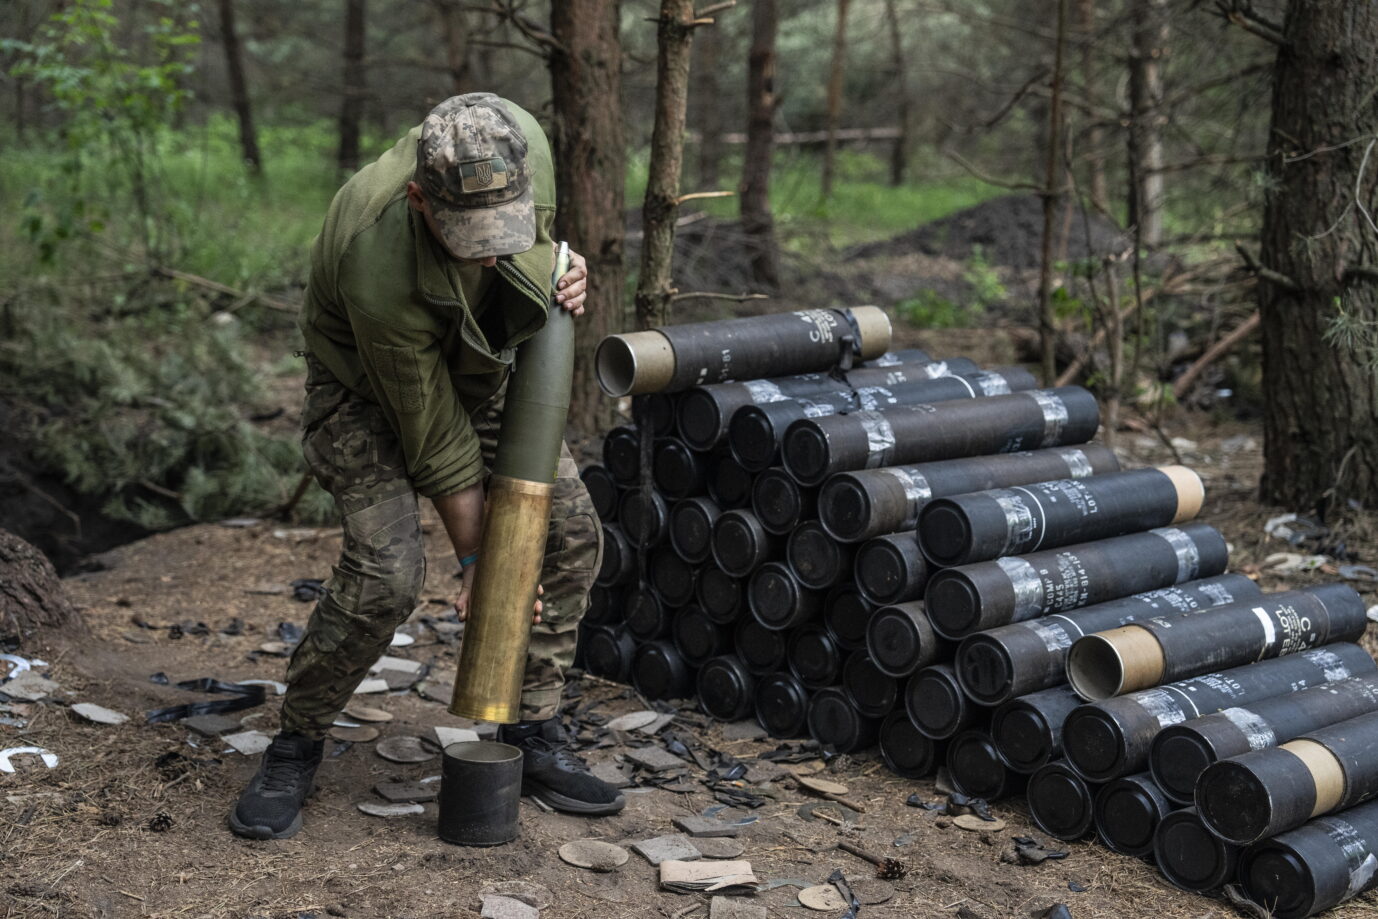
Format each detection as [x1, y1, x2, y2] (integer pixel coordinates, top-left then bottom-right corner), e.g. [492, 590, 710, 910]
[1127, 0, 1167, 247]
[1077, 0, 1108, 212]
[1037, 0, 1070, 386]
[821, 0, 851, 200]
[338, 0, 367, 172]
[883, 0, 909, 186]
[0, 528, 85, 645]
[432, 0, 471, 95]
[741, 0, 780, 289]
[692, 20, 724, 189]
[217, 0, 262, 173]
[1259, 0, 1378, 508]
[550, 0, 626, 435]
[634, 0, 696, 331]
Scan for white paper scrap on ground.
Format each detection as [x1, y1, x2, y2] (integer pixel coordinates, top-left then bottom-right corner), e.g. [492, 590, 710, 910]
[659, 860, 763, 894]
[223, 730, 273, 756]
[71, 703, 129, 725]
[0, 746, 60, 773]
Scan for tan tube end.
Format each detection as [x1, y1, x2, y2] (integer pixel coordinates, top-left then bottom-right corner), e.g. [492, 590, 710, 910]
[595, 330, 674, 396]
[848, 306, 893, 360]
[1160, 465, 1206, 524]
[1067, 625, 1166, 701]
[1281, 739, 1346, 817]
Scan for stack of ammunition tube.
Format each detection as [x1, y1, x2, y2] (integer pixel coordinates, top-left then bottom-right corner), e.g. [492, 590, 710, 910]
[577, 310, 1378, 918]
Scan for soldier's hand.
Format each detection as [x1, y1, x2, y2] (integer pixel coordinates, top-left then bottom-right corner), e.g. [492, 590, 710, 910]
[455, 574, 543, 625]
[555, 248, 588, 317]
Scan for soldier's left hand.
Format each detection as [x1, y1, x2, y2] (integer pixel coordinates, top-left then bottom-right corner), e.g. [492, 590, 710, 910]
[556, 248, 588, 317]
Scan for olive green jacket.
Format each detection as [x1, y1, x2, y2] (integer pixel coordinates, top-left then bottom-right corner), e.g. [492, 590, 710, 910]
[300, 99, 556, 497]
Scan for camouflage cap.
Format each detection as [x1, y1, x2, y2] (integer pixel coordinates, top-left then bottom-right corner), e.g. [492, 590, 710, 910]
[416, 93, 535, 259]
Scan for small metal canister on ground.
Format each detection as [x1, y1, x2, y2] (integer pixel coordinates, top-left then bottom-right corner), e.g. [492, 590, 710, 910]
[438, 740, 524, 847]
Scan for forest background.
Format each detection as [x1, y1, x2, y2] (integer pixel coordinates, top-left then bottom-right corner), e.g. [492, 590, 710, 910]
[2, 0, 1374, 574]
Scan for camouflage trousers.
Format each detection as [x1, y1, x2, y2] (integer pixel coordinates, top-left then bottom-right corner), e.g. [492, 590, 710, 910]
[279, 356, 602, 737]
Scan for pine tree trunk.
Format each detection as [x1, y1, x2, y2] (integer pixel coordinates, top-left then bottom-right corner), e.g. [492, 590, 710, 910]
[338, 0, 367, 172]
[1259, 0, 1378, 508]
[433, 0, 471, 95]
[1127, 0, 1167, 247]
[821, 0, 851, 200]
[0, 529, 85, 645]
[883, 0, 909, 187]
[217, 0, 261, 173]
[1078, 0, 1108, 212]
[634, 0, 696, 331]
[550, 0, 626, 435]
[741, 0, 780, 289]
[692, 22, 724, 190]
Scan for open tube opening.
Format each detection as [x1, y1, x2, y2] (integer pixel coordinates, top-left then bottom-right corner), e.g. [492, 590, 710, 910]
[1067, 634, 1129, 701]
[595, 331, 674, 396]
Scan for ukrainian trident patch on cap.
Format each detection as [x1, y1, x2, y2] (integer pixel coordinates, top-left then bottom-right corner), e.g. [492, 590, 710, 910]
[460, 157, 509, 192]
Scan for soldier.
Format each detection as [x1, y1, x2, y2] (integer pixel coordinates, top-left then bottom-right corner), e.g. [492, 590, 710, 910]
[230, 93, 621, 840]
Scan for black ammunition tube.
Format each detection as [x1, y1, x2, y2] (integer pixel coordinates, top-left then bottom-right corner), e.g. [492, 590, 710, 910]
[595, 523, 635, 587]
[787, 626, 844, 690]
[1151, 672, 1378, 805]
[918, 465, 1204, 568]
[865, 601, 948, 678]
[711, 508, 780, 577]
[880, 710, 944, 778]
[756, 671, 811, 738]
[807, 687, 880, 754]
[625, 585, 673, 641]
[735, 616, 788, 675]
[1067, 583, 1369, 700]
[602, 425, 641, 485]
[653, 438, 707, 500]
[728, 369, 1038, 473]
[585, 584, 623, 626]
[697, 655, 757, 722]
[854, 533, 929, 606]
[596, 307, 892, 397]
[1094, 773, 1175, 857]
[672, 605, 728, 667]
[781, 386, 1101, 486]
[954, 574, 1261, 707]
[862, 347, 934, 367]
[632, 640, 694, 700]
[787, 521, 857, 590]
[580, 464, 620, 522]
[819, 445, 1120, 545]
[843, 652, 899, 718]
[1154, 807, 1239, 894]
[1062, 642, 1375, 783]
[649, 546, 696, 608]
[669, 497, 721, 564]
[925, 521, 1229, 641]
[905, 662, 975, 740]
[1239, 797, 1378, 919]
[618, 487, 670, 547]
[641, 392, 677, 436]
[824, 584, 875, 652]
[990, 685, 1084, 774]
[751, 468, 817, 535]
[1198, 707, 1378, 846]
[706, 450, 753, 509]
[748, 562, 824, 630]
[582, 625, 638, 683]
[675, 356, 968, 450]
[697, 565, 744, 624]
[1028, 761, 1100, 841]
[947, 729, 1025, 801]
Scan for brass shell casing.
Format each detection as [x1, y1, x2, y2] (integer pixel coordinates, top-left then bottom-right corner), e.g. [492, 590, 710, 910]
[450, 475, 556, 723]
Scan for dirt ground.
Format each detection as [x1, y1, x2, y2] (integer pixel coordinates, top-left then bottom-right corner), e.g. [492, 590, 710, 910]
[6, 378, 1378, 919]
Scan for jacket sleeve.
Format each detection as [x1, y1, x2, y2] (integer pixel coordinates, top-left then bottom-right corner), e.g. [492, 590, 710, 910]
[341, 295, 485, 498]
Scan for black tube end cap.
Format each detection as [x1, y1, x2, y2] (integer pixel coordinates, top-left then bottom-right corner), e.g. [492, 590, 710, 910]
[782, 422, 829, 485]
[1028, 764, 1096, 840]
[1156, 809, 1239, 893]
[819, 477, 870, 542]
[925, 571, 982, 640]
[728, 407, 780, 471]
[991, 704, 1054, 773]
[918, 502, 972, 566]
[1151, 730, 1216, 805]
[1096, 779, 1167, 856]
[1062, 706, 1128, 782]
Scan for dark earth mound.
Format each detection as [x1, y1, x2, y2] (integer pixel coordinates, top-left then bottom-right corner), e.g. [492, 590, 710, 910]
[847, 194, 1130, 270]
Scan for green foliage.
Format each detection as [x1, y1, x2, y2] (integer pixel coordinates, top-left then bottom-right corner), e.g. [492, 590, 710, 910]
[4, 0, 200, 263]
[0, 295, 334, 531]
[894, 245, 1007, 330]
[1324, 294, 1378, 372]
[895, 291, 969, 329]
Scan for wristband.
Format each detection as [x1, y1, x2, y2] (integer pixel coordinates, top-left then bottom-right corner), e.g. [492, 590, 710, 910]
[459, 553, 480, 569]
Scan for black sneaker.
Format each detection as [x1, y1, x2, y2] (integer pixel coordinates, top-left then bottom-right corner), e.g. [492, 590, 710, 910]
[228, 732, 324, 839]
[499, 718, 626, 816]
